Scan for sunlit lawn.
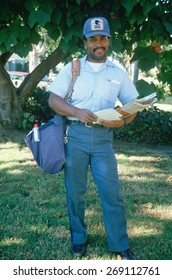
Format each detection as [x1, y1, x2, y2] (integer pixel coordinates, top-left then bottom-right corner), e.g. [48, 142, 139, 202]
[0, 128, 172, 260]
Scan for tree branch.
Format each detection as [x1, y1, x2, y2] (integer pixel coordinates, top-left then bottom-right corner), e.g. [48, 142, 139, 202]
[0, 52, 13, 66]
[18, 47, 70, 105]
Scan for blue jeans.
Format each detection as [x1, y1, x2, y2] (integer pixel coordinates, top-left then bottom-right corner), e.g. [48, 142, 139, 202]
[64, 122, 129, 252]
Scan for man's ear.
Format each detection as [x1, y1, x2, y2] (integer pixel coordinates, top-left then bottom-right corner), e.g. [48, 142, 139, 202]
[84, 39, 87, 48]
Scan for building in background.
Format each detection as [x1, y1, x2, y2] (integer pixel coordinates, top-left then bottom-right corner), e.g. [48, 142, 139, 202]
[5, 53, 28, 72]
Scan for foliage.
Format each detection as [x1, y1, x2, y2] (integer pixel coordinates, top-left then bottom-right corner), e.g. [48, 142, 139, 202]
[18, 87, 172, 144]
[157, 48, 172, 87]
[20, 89, 172, 145]
[133, 46, 172, 96]
[0, 0, 172, 128]
[1, 1, 171, 56]
[18, 88, 55, 130]
[114, 107, 172, 145]
[135, 79, 157, 98]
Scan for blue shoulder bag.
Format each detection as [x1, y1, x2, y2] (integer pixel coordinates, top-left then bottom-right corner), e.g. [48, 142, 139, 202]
[24, 58, 80, 174]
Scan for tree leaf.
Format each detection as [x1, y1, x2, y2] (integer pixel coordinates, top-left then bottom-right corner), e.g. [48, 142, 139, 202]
[29, 10, 51, 28]
[45, 23, 61, 41]
[5, 33, 17, 50]
[138, 55, 156, 72]
[0, 29, 9, 46]
[136, 79, 156, 97]
[40, 1, 56, 14]
[29, 31, 41, 45]
[164, 22, 172, 35]
[28, 115, 35, 122]
[52, 9, 62, 25]
[87, 0, 100, 8]
[16, 26, 31, 41]
[132, 46, 157, 72]
[158, 72, 172, 86]
[76, 0, 82, 4]
[13, 41, 32, 57]
[66, 16, 73, 27]
[111, 38, 123, 53]
[143, 1, 155, 15]
[121, 0, 137, 14]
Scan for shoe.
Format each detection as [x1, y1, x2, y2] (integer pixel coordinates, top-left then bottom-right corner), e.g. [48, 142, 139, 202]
[117, 249, 136, 260]
[72, 243, 85, 257]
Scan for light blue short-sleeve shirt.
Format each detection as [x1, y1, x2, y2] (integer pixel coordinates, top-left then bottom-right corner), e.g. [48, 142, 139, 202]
[48, 55, 139, 114]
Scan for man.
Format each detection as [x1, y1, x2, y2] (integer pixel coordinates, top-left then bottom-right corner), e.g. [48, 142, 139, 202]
[48, 17, 139, 259]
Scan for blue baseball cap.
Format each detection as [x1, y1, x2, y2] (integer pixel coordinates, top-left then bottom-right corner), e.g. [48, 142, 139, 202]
[83, 17, 111, 38]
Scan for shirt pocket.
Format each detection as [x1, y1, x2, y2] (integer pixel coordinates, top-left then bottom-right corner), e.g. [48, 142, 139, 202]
[101, 80, 121, 109]
[71, 77, 91, 102]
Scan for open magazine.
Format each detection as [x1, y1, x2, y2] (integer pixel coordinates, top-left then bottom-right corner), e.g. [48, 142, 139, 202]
[120, 92, 157, 115]
[94, 109, 122, 121]
[94, 92, 157, 122]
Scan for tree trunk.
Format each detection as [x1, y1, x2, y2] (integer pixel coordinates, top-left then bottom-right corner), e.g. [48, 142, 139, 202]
[132, 60, 139, 85]
[0, 46, 70, 128]
[0, 62, 22, 128]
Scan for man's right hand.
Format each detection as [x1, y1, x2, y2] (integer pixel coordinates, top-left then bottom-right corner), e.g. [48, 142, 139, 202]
[75, 108, 98, 123]
[49, 93, 98, 123]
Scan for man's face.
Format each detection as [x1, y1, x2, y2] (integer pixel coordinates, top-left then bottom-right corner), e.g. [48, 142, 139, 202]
[84, 35, 110, 63]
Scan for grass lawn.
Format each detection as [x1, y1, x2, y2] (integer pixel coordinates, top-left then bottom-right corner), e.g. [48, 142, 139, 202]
[0, 128, 172, 260]
[155, 96, 172, 112]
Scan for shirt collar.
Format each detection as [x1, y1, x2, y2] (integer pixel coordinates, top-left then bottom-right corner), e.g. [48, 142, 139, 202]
[81, 55, 115, 69]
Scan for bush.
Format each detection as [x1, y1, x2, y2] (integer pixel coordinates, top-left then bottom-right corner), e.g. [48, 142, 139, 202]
[20, 90, 172, 145]
[113, 107, 172, 145]
[19, 88, 55, 130]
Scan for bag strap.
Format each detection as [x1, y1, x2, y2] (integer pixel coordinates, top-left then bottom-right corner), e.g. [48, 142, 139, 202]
[65, 58, 80, 101]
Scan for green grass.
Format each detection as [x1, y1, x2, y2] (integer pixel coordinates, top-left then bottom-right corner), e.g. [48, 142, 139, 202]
[0, 128, 172, 260]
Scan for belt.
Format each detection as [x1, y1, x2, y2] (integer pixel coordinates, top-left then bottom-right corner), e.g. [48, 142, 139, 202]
[66, 120, 102, 128]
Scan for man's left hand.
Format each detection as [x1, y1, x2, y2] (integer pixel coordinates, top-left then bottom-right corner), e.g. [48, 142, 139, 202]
[98, 111, 137, 128]
[98, 118, 125, 128]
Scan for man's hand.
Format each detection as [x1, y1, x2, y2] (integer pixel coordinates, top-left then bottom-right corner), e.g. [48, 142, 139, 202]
[76, 108, 98, 123]
[98, 108, 137, 128]
[116, 107, 137, 126]
[49, 93, 98, 123]
[98, 118, 125, 128]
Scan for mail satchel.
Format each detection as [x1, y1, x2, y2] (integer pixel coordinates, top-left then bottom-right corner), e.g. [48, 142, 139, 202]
[24, 58, 80, 174]
[24, 114, 66, 174]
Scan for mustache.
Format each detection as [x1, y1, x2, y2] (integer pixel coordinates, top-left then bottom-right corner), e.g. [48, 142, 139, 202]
[93, 46, 105, 52]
